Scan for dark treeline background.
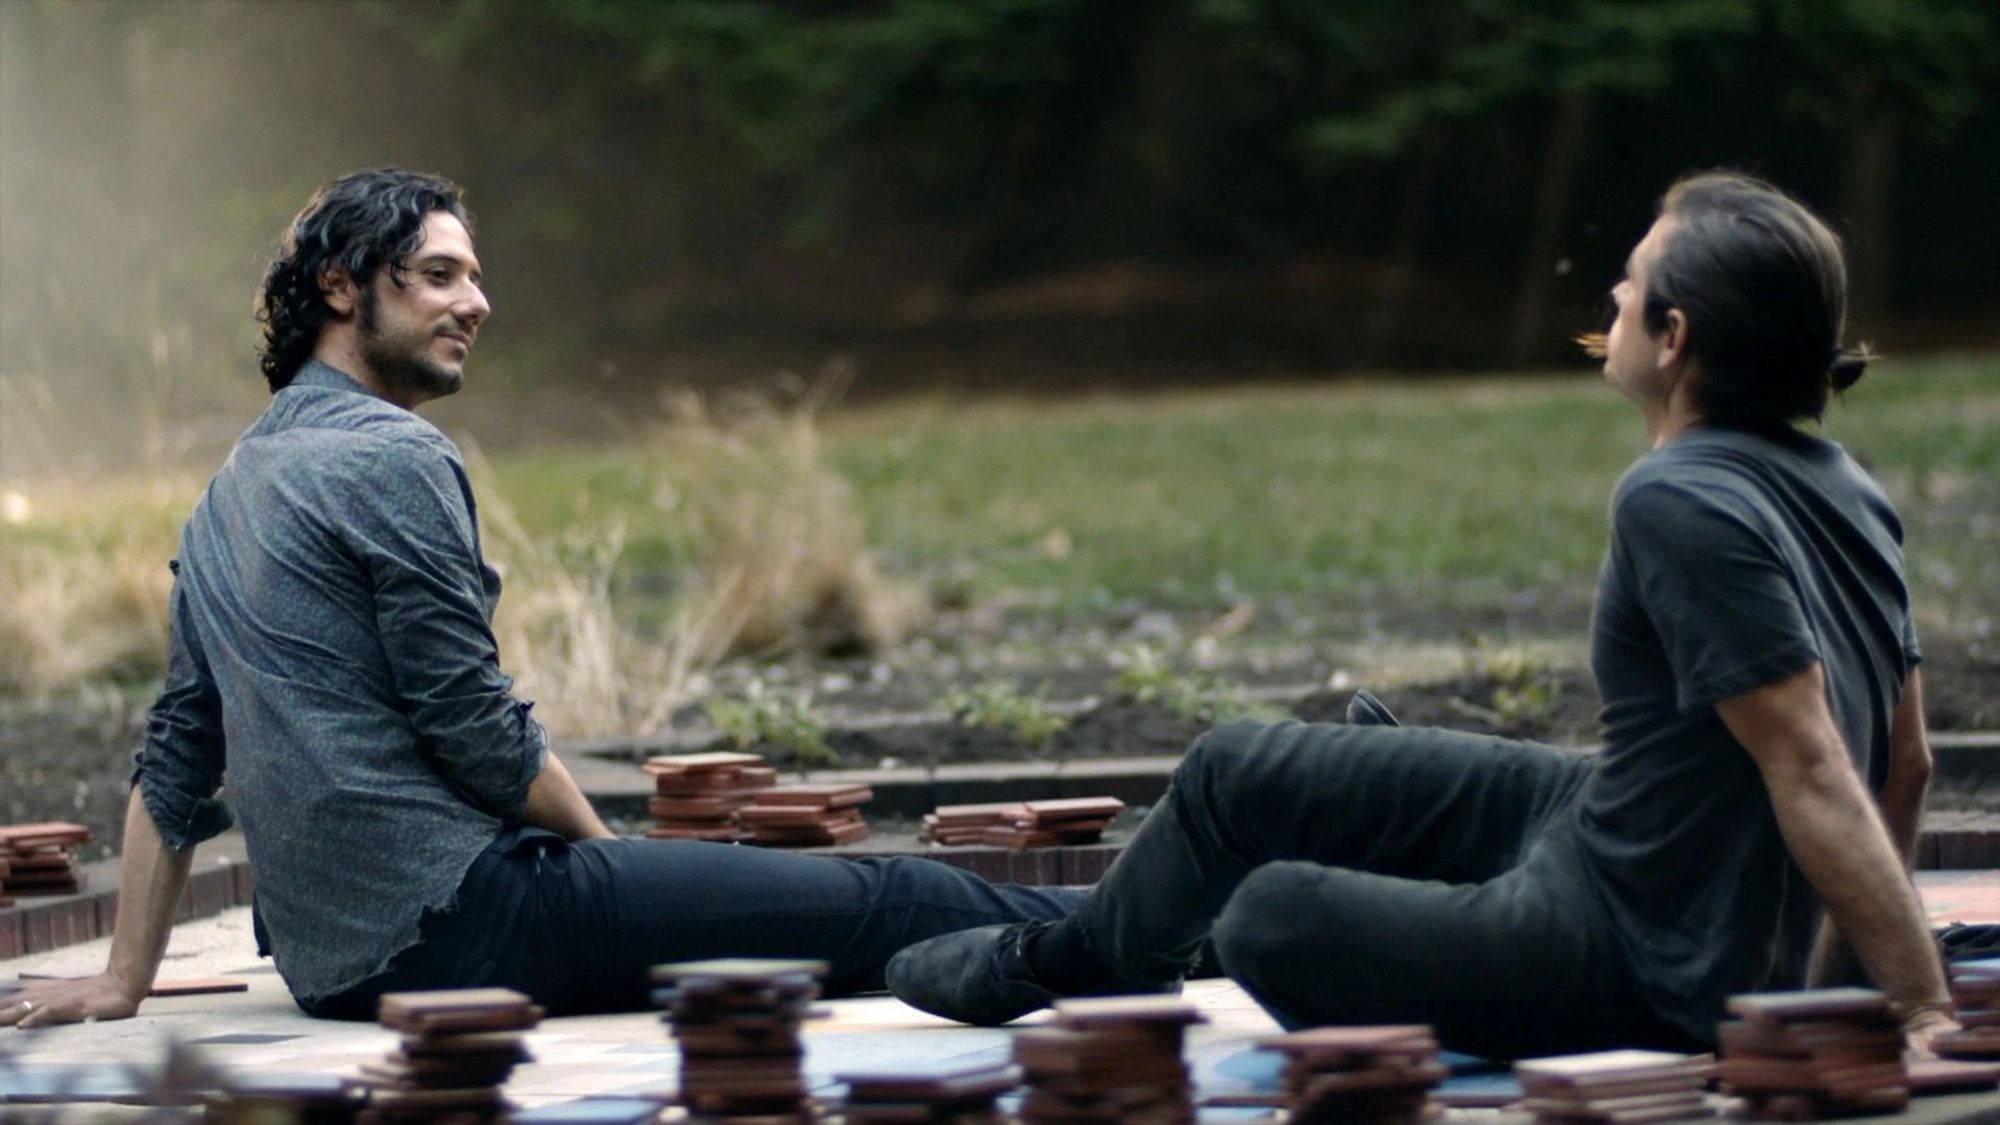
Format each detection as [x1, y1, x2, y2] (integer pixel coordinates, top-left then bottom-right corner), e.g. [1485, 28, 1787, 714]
[3, 0, 1996, 463]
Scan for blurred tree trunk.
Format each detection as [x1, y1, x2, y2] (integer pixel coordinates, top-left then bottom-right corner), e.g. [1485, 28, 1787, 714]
[1503, 94, 1592, 368]
[958, 0, 1160, 287]
[1361, 135, 1445, 369]
[1840, 112, 1895, 342]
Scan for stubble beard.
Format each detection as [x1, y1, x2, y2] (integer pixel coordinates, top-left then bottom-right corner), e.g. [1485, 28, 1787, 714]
[359, 286, 464, 405]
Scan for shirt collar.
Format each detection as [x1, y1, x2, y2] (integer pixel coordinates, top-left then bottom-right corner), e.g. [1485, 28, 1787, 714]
[290, 360, 375, 398]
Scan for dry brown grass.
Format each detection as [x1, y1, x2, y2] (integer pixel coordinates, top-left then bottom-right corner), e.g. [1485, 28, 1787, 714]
[465, 374, 919, 739]
[0, 489, 189, 696]
[468, 447, 702, 741]
[1, 368, 918, 740]
[649, 373, 919, 664]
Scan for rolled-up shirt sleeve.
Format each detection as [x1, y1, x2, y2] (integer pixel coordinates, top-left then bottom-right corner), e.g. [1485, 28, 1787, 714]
[347, 441, 546, 820]
[132, 562, 235, 850]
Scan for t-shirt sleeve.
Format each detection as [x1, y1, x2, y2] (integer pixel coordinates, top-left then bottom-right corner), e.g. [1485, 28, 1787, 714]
[1613, 479, 1821, 712]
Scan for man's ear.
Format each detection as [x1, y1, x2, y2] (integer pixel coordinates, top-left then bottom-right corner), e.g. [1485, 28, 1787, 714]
[1657, 307, 1690, 373]
[319, 265, 359, 319]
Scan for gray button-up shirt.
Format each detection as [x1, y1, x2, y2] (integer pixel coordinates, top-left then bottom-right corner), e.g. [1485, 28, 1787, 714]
[133, 360, 547, 1003]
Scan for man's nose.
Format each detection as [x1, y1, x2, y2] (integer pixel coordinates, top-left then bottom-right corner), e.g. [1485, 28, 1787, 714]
[459, 283, 491, 326]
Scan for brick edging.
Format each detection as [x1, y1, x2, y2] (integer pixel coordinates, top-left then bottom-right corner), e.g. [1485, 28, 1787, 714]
[0, 836, 254, 960]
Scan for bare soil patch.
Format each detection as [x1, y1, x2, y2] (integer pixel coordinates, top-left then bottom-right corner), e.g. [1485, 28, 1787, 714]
[5, 629, 1994, 857]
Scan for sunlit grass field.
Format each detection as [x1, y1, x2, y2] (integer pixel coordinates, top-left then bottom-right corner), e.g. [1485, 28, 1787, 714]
[493, 352, 1998, 623]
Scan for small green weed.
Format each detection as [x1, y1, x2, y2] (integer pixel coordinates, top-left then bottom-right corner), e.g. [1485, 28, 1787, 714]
[704, 680, 839, 769]
[939, 680, 1070, 750]
[1112, 644, 1280, 724]
[1448, 637, 1564, 732]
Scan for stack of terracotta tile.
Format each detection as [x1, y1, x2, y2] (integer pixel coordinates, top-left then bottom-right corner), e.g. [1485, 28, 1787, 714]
[643, 752, 777, 842]
[832, 1057, 1021, 1124]
[1258, 1024, 1448, 1124]
[352, 987, 541, 1123]
[738, 782, 873, 848]
[1935, 957, 2000, 1060]
[920, 797, 1123, 849]
[1515, 1049, 1714, 1124]
[0, 821, 92, 902]
[918, 802, 1022, 845]
[1012, 995, 1204, 1123]
[654, 957, 827, 1123]
[1717, 987, 1906, 1119]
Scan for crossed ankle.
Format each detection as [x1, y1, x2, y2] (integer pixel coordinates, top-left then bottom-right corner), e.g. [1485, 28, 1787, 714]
[1024, 919, 1160, 995]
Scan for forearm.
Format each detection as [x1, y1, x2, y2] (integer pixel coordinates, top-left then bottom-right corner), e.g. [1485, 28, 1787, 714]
[1769, 759, 1946, 1012]
[1879, 774, 1927, 872]
[1813, 669, 1934, 989]
[519, 752, 614, 841]
[1880, 670, 1932, 870]
[107, 788, 195, 1001]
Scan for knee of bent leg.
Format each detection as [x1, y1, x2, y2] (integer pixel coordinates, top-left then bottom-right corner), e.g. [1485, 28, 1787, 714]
[1178, 719, 1273, 786]
[1212, 862, 1322, 992]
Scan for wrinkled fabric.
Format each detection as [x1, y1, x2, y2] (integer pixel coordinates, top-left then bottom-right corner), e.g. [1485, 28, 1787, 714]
[302, 827, 1084, 1020]
[1582, 423, 1917, 1040]
[131, 360, 546, 1004]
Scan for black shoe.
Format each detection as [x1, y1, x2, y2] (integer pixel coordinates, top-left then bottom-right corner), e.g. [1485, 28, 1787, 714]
[1345, 688, 1400, 727]
[885, 921, 1176, 1026]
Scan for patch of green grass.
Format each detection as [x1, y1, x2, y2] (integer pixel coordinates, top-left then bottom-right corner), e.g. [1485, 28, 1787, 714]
[478, 353, 1997, 631]
[822, 353, 1999, 624]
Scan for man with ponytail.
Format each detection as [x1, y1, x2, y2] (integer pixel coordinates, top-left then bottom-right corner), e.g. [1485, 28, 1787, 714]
[887, 173, 1954, 1059]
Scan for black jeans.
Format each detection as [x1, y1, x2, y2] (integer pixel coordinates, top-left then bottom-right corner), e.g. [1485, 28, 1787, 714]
[303, 831, 1080, 1020]
[1061, 720, 1700, 1059]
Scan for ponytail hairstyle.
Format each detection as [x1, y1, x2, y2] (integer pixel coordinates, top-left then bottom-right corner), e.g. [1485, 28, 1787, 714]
[1644, 171, 1868, 426]
[254, 169, 471, 392]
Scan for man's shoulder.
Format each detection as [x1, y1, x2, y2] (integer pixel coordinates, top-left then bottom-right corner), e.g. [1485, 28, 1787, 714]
[1613, 427, 1811, 508]
[1609, 444, 1774, 547]
[252, 386, 463, 475]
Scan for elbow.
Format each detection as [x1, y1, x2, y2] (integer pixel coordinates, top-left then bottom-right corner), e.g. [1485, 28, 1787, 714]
[433, 707, 548, 820]
[1887, 739, 1932, 795]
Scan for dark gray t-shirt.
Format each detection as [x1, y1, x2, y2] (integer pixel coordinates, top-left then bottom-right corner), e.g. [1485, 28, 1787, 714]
[1578, 423, 1918, 1040]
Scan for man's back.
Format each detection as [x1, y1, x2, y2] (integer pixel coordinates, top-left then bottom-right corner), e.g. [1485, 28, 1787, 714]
[152, 360, 545, 1003]
[1581, 423, 1917, 1038]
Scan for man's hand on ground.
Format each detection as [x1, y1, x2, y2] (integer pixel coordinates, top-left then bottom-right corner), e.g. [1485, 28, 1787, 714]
[1902, 1008, 1960, 1061]
[0, 973, 144, 1030]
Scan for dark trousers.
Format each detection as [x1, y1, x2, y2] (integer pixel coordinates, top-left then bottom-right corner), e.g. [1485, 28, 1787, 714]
[1063, 720, 1700, 1059]
[303, 832, 1080, 1020]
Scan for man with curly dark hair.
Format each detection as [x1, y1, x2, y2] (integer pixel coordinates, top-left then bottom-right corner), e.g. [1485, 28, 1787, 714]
[0, 169, 1077, 1028]
[251, 170, 479, 400]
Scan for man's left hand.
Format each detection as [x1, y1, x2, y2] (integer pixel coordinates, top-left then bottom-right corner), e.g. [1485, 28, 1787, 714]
[0, 972, 145, 1030]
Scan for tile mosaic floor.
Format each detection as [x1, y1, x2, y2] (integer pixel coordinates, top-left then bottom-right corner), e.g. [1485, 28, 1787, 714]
[2, 872, 1996, 1120]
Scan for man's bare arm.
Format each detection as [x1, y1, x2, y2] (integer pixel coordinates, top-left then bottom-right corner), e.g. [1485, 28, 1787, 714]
[1808, 668, 1932, 986]
[520, 751, 615, 841]
[1878, 667, 1933, 866]
[1, 790, 192, 1029]
[1717, 663, 1952, 1050]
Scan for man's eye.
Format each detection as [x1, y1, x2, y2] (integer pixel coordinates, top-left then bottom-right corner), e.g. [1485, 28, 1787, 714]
[427, 270, 452, 284]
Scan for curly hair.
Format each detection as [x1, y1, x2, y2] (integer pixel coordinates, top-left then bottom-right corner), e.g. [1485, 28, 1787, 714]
[255, 169, 473, 392]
